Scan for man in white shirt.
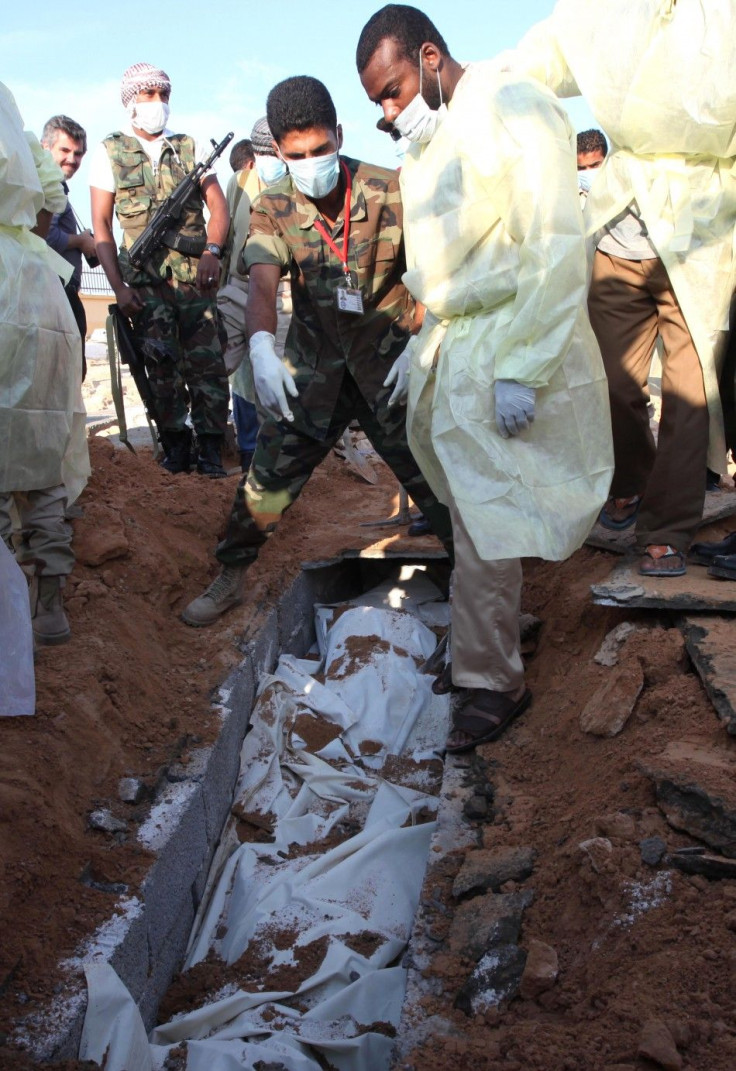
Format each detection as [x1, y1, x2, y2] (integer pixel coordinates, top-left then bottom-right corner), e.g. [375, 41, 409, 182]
[90, 62, 230, 477]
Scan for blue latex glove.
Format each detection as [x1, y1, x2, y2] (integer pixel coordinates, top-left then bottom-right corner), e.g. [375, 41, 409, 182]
[494, 379, 536, 439]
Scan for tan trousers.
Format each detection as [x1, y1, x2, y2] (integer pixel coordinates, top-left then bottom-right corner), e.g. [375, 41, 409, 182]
[449, 501, 525, 692]
[0, 485, 73, 576]
[588, 251, 709, 551]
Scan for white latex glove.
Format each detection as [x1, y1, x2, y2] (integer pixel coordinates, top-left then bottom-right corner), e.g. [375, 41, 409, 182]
[494, 379, 536, 439]
[383, 337, 415, 407]
[249, 331, 298, 422]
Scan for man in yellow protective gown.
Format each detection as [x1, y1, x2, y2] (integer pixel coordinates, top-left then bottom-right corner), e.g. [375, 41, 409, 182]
[0, 83, 88, 646]
[357, 6, 613, 752]
[503, 0, 736, 578]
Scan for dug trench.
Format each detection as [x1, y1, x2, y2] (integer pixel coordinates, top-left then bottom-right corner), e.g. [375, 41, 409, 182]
[2, 435, 736, 1069]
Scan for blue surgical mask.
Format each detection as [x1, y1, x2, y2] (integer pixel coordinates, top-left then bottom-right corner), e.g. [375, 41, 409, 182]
[578, 172, 592, 194]
[255, 154, 287, 185]
[286, 150, 340, 199]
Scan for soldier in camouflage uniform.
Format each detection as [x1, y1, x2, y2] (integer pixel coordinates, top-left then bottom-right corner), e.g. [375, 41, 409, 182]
[183, 75, 453, 627]
[90, 62, 230, 476]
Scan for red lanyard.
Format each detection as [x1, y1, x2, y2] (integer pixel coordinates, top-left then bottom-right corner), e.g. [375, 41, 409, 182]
[312, 160, 353, 282]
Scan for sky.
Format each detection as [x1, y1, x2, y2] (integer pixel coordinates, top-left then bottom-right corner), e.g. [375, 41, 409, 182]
[3, 0, 597, 224]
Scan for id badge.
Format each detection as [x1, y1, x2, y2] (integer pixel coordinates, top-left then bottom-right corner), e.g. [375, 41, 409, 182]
[335, 270, 364, 315]
[335, 285, 364, 315]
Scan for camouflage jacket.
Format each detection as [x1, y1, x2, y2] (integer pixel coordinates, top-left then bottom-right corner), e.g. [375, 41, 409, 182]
[104, 132, 206, 287]
[243, 155, 414, 439]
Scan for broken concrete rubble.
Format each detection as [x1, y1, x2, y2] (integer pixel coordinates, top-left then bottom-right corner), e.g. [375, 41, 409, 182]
[681, 615, 736, 735]
[593, 621, 639, 666]
[579, 662, 644, 737]
[637, 1019, 683, 1071]
[454, 944, 528, 1016]
[118, 778, 146, 805]
[640, 836, 667, 866]
[594, 811, 637, 840]
[452, 846, 535, 900]
[668, 850, 736, 881]
[519, 939, 558, 999]
[578, 836, 613, 874]
[88, 809, 127, 835]
[447, 890, 533, 960]
[639, 741, 736, 856]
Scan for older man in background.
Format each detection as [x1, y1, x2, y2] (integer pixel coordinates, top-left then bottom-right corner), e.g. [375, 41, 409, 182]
[41, 114, 96, 380]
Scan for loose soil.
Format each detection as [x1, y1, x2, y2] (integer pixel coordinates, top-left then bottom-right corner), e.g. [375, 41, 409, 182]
[3, 405, 736, 1069]
[402, 528, 736, 1071]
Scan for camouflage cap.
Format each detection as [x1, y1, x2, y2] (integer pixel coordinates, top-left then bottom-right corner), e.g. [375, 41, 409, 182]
[250, 116, 277, 157]
[121, 62, 171, 107]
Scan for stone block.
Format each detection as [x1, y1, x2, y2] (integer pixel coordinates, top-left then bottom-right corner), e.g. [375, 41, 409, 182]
[452, 846, 535, 899]
[579, 662, 644, 737]
[455, 944, 527, 1015]
[639, 741, 736, 856]
[638, 1020, 682, 1071]
[519, 939, 558, 999]
[448, 890, 532, 960]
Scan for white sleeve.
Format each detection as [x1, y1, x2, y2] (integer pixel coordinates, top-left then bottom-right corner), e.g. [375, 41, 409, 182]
[88, 141, 115, 192]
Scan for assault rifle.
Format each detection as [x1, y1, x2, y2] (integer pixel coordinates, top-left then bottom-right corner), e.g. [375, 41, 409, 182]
[128, 131, 234, 270]
[106, 303, 174, 459]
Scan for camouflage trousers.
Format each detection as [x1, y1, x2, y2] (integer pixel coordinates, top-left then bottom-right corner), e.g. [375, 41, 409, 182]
[132, 278, 229, 436]
[216, 369, 454, 567]
[0, 485, 73, 576]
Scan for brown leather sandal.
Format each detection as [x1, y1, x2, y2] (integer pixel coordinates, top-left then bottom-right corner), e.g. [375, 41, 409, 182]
[445, 687, 532, 754]
[639, 544, 686, 577]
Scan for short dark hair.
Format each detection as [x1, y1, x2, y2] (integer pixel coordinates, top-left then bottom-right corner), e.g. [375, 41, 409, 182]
[266, 76, 337, 145]
[356, 4, 449, 73]
[229, 138, 255, 172]
[577, 129, 608, 158]
[41, 114, 87, 153]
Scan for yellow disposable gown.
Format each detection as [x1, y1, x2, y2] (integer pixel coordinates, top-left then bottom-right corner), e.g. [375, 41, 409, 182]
[0, 83, 89, 501]
[509, 0, 736, 472]
[401, 64, 613, 562]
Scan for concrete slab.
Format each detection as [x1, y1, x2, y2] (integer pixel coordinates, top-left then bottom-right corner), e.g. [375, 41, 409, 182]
[682, 615, 736, 736]
[591, 560, 736, 612]
[585, 489, 736, 555]
[638, 740, 736, 856]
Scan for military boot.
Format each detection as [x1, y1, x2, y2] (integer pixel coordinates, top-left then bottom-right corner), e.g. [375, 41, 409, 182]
[30, 574, 71, 645]
[161, 428, 192, 474]
[196, 434, 227, 478]
[181, 565, 247, 626]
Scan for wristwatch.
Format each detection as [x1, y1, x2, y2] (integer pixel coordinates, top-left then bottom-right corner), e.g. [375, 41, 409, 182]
[205, 242, 221, 257]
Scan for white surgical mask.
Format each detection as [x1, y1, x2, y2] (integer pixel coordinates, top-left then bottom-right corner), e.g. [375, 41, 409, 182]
[394, 135, 410, 161]
[255, 154, 287, 186]
[286, 150, 340, 199]
[392, 63, 446, 145]
[578, 172, 592, 194]
[128, 100, 170, 135]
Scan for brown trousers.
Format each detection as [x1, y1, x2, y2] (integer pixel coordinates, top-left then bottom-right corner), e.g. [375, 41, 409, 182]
[450, 502, 525, 692]
[588, 251, 709, 551]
